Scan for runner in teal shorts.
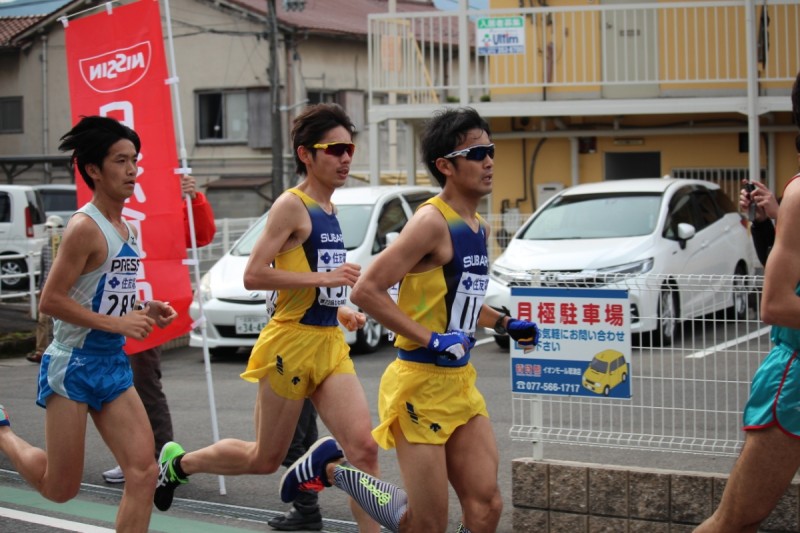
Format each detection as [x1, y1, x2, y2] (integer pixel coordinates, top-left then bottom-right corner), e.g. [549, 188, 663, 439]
[696, 69, 800, 533]
[743, 320, 800, 435]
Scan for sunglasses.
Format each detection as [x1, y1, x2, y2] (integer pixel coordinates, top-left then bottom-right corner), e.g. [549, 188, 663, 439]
[312, 142, 355, 157]
[442, 144, 495, 161]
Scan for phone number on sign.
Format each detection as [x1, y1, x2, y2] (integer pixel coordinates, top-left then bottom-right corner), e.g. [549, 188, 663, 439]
[514, 381, 582, 394]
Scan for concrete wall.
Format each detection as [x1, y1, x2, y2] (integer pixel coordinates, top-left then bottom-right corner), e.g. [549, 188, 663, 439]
[513, 459, 800, 532]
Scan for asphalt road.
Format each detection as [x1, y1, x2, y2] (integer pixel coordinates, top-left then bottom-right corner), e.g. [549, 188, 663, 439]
[0, 333, 739, 532]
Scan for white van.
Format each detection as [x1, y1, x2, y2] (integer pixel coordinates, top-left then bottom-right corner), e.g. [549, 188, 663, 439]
[0, 185, 48, 290]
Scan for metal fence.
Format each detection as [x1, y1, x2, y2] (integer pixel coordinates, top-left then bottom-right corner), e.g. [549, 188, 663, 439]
[509, 272, 769, 458]
[369, 1, 800, 103]
[3, 218, 771, 459]
[0, 252, 40, 318]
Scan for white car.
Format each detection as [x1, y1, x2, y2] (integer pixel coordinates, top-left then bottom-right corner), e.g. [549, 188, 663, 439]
[190, 185, 440, 357]
[485, 178, 754, 348]
[0, 185, 48, 290]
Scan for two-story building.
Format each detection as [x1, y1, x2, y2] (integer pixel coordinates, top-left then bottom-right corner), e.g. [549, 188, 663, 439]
[366, 0, 799, 242]
[0, 0, 436, 216]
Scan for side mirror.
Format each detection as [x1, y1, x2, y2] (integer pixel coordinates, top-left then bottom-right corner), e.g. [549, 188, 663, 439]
[385, 231, 400, 247]
[676, 222, 696, 249]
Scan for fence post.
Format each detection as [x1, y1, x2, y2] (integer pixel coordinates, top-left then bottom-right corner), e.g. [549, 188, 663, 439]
[27, 252, 37, 319]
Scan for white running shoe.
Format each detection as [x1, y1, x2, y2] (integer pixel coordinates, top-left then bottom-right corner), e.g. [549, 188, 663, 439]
[102, 465, 125, 484]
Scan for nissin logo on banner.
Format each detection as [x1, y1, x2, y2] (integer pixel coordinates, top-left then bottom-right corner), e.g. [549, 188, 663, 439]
[78, 42, 152, 93]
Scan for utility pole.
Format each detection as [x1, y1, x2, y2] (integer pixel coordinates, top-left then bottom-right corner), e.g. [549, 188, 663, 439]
[267, 0, 283, 204]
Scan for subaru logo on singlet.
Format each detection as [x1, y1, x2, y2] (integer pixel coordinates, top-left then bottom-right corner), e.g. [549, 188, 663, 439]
[78, 42, 152, 93]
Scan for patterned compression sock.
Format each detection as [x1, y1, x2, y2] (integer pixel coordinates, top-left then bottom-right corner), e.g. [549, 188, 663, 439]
[455, 522, 472, 533]
[332, 461, 408, 532]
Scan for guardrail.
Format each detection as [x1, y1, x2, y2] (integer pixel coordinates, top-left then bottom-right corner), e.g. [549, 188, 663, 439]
[0, 251, 40, 319]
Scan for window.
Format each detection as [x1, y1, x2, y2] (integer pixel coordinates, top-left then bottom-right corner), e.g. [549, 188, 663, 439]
[307, 90, 366, 131]
[196, 89, 271, 147]
[0, 97, 23, 133]
[26, 191, 46, 224]
[374, 198, 408, 253]
[0, 192, 10, 223]
[664, 189, 694, 240]
[307, 90, 337, 105]
[692, 190, 721, 231]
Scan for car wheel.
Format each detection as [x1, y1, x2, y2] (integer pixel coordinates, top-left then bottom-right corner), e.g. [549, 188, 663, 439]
[210, 347, 239, 359]
[0, 258, 27, 290]
[494, 334, 509, 350]
[654, 285, 678, 347]
[727, 263, 748, 321]
[352, 314, 383, 354]
[603, 385, 610, 396]
[622, 372, 627, 383]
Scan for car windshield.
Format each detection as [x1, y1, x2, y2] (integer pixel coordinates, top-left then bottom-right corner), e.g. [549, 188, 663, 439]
[230, 203, 374, 256]
[589, 359, 608, 373]
[520, 192, 662, 240]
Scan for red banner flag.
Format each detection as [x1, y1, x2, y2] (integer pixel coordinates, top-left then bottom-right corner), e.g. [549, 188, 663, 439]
[64, 0, 192, 353]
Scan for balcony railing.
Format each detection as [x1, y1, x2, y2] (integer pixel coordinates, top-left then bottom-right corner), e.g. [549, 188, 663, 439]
[368, 1, 799, 106]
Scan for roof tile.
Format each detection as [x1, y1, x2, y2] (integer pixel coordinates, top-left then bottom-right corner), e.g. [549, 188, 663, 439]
[0, 15, 43, 46]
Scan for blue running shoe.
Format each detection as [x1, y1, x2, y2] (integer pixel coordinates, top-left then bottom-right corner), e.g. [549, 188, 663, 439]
[279, 436, 343, 503]
[0, 405, 9, 427]
[154, 441, 188, 511]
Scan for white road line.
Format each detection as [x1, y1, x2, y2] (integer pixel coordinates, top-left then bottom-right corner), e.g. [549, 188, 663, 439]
[475, 337, 495, 347]
[0, 506, 114, 532]
[685, 326, 771, 359]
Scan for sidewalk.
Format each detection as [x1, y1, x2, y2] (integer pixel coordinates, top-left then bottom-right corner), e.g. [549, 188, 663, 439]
[0, 302, 36, 357]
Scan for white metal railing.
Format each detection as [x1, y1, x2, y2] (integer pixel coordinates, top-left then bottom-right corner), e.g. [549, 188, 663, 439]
[368, 1, 799, 104]
[0, 251, 40, 318]
[509, 272, 768, 457]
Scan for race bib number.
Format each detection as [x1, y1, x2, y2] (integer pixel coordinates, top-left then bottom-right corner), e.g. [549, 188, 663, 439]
[265, 290, 277, 318]
[447, 272, 488, 336]
[317, 248, 347, 307]
[98, 272, 137, 317]
[387, 281, 400, 341]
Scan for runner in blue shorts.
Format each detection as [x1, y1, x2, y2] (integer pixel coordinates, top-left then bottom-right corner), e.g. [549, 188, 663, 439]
[696, 70, 800, 533]
[278, 107, 539, 533]
[0, 116, 176, 533]
[153, 103, 381, 533]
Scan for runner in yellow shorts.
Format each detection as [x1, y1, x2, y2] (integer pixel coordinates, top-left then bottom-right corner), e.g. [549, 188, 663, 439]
[153, 104, 381, 533]
[372, 359, 487, 448]
[242, 321, 354, 401]
[278, 108, 540, 533]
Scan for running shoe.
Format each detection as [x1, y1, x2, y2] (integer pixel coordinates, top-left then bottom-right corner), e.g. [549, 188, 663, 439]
[279, 436, 343, 503]
[0, 405, 9, 427]
[102, 465, 125, 484]
[267, 507, 323, 531]
[154, 441, 188, 511]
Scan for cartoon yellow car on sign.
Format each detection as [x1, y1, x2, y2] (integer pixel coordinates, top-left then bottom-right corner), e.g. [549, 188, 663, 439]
[582, 349, 628, 396]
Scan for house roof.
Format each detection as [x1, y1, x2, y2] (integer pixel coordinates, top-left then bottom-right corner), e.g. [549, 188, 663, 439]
[0, 0, 83, 47]
[229, 0, 439, 38]
[0, 0, 450, 48]
[0, 15, 42, 46]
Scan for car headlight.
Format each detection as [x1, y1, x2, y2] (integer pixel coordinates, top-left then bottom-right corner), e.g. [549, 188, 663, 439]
[198, 272, 212, 303]
[490, 263, 534, 286]
[597, 258, 654, 276]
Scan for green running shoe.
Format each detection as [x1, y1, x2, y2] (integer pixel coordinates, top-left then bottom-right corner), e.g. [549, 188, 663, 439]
[154, 441, 188, 511]
[0, 405, 9, 427]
